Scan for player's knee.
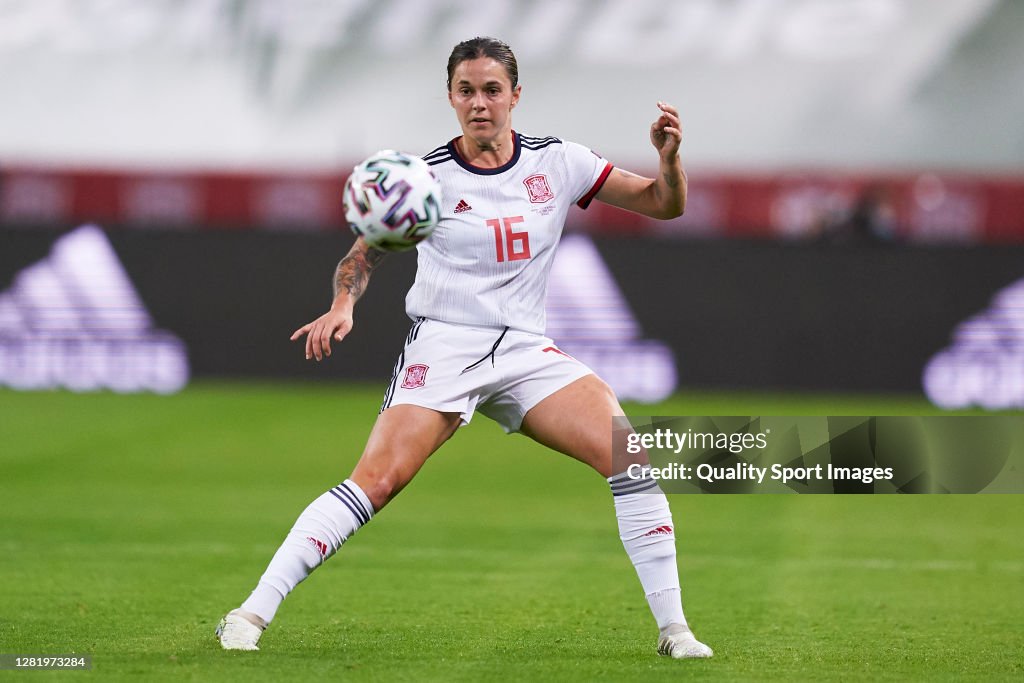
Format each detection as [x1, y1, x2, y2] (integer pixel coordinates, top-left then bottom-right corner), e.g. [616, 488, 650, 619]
[584, 445, 613, 478]
[565, 430, 612, 477]
[353, 468, 408, 511]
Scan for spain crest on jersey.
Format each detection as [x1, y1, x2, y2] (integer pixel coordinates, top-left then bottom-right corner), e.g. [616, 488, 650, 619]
[524, 174, 554, 203]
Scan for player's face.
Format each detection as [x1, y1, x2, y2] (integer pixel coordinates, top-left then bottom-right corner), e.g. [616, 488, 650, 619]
[448, 58, 520, 144]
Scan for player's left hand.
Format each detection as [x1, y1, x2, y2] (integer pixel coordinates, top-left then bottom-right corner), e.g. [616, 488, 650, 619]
[650, 101, 682, 161]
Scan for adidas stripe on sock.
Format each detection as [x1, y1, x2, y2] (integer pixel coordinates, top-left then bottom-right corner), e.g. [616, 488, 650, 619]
[609, 467, 687, 631]
[240, 479, 373, 624]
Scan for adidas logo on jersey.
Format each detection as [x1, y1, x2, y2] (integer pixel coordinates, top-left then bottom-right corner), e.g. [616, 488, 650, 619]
[0, 224, 190, 393]
[454, 199, 472, 214]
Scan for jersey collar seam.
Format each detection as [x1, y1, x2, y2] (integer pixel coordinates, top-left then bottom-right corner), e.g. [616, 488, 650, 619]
[447, 132, 522, 176]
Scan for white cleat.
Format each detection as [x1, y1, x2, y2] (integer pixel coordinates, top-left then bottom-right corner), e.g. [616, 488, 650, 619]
[216, 609, 266, 651]
[657, 623, 713, 659]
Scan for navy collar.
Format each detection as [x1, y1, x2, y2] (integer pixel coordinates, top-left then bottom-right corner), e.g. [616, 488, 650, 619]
[448, 131, 521, 175]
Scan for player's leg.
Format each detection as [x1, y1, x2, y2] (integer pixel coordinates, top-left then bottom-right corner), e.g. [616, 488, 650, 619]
[519, 374, 712, 659]
[218, 404, 461, 650]
[518, 373, 617, 475]
[349, 404, 462, 509]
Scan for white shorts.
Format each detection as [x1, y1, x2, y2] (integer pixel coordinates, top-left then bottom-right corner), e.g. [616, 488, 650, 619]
[380, 318, 594, 433]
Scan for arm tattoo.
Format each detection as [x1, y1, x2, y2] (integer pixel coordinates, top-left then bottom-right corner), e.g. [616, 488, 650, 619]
[333, 247, 386, 300]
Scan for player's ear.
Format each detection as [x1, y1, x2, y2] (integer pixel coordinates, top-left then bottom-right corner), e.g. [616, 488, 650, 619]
[510, 84, 521, 110]
[448, 88, 454, 108]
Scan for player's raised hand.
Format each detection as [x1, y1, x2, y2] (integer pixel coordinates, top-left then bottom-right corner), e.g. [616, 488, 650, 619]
[290, 306, 354, 361]
[650, 101, 682, 160]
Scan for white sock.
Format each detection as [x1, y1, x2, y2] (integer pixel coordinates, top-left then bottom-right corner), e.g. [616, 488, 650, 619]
[609, 468, 688, 632]
[240, 479, 373, 624]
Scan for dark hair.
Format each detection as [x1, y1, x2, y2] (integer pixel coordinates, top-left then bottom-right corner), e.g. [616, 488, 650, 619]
[446, 37, 519, 91]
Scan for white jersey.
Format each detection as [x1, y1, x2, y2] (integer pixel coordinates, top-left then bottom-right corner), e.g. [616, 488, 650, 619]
[406, 132, 613, 334]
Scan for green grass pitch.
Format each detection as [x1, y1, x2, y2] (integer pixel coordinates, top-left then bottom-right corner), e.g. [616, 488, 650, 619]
[1, 383, 1021, 681]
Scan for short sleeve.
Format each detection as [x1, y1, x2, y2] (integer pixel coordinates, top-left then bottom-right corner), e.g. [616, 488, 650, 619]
[563, 140, 614, 210]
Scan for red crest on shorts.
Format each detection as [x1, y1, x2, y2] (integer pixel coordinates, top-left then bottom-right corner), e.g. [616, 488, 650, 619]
[401, 364, 429, 389]
[524, 174, 554, 203]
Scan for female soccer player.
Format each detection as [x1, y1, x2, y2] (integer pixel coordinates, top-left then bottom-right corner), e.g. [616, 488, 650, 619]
[217, 37, 712, 660]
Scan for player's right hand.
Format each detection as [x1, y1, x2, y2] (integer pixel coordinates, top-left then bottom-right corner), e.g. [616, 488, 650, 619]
[290, 307, 353, 361]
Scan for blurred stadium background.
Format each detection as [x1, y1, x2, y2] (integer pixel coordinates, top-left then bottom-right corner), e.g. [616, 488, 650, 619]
[1, 1, 1023, 679]
[2, 0, 1023, 405]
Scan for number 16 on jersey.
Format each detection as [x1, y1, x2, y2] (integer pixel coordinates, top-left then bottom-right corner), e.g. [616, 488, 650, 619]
[487, 216, 531, 262]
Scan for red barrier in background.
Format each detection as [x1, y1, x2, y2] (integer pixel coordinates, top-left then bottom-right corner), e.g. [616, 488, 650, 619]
[2, 165, 1023, 243]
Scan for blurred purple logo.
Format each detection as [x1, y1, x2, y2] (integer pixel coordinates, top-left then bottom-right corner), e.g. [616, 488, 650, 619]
[923, 278, 1024, 410]
[545, 235, 677, 402]
[0, 225, 190, 393]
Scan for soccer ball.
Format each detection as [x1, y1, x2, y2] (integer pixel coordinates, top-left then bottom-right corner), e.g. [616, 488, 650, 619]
[343, 150, 442, 252]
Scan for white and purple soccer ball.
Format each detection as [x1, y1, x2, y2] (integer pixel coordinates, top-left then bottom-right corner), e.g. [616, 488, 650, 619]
[343, 150, 442, 252]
